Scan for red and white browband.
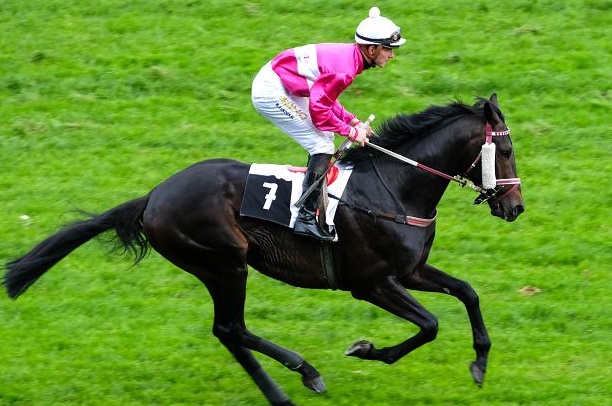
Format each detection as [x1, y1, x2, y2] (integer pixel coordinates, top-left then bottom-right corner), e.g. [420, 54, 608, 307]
[485, 124, 511, 143]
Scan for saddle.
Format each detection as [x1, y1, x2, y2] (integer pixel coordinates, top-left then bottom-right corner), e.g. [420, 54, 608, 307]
[288, 164, 340, 229]
[287, 165, 340, 186]
[240, 163, 351, 289]
[240, 163, 351, 232]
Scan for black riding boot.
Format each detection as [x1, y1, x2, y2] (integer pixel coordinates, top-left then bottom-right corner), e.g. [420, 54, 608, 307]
[294, 154, 334, 242]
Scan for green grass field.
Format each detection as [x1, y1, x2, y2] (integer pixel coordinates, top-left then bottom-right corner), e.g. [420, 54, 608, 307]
[1, 0, 610, 405]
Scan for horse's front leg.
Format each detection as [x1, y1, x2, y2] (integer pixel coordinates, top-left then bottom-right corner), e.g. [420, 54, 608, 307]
[346, 275, 439, 364]
[401, 263, 491, 386]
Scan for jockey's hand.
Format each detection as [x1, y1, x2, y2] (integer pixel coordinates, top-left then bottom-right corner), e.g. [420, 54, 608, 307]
[357, 121, 374, 138]
[350, 125, 370, 147]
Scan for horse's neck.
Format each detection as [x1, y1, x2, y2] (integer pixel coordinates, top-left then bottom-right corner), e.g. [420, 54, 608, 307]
[395, 157, 450, 217]
[390, 122, 480, 215]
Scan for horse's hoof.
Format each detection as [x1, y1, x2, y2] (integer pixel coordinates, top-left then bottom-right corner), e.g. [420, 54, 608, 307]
[469, 362, 485, 387]
[345, 340, 374, 358]
[302, 375, 326, 393]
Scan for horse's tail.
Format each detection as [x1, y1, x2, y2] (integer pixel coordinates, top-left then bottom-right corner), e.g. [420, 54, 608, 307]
[4, 195, 150, 300]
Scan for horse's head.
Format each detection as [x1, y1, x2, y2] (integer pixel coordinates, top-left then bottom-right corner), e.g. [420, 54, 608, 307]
[467, 94, 525, 222]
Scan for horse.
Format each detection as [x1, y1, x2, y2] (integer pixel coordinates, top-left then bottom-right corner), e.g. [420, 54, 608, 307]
[4, 93, 524, 406]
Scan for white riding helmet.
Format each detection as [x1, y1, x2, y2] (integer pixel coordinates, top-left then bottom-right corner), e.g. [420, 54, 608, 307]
[355, 7, 406, 48]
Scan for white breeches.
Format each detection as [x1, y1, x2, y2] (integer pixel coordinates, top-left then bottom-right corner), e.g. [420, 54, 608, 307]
[251, 62, 335, 155]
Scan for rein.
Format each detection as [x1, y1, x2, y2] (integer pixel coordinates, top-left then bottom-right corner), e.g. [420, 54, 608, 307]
[327, 152, 437, 229]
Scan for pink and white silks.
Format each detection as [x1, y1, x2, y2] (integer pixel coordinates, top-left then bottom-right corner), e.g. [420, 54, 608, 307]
[251, 43, 366, 155]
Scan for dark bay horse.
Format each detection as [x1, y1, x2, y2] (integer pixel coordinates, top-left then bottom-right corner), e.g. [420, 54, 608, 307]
[4, 93, 523, 405]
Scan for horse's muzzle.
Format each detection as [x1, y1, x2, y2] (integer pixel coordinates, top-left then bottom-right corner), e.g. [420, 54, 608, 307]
[491, 203, 524, 222]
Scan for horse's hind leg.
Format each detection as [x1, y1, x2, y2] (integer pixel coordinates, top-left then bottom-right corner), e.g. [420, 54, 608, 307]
[219, 334, 293, 406]
[244, 331, 325, 393]
[203, 274, 325, 401]
[144, 208, 322, 402]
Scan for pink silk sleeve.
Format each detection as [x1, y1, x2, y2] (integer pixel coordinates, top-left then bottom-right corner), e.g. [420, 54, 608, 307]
[331, 100, 356, 127]
[308, 73, 356, 137]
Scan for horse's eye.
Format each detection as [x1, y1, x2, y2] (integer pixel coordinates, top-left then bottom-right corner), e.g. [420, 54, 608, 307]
[499, 149, 512, 159]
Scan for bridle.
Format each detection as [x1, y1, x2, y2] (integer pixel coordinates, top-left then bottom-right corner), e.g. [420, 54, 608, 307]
[465, 124, 521, 204]
[364, 123, 521, 205]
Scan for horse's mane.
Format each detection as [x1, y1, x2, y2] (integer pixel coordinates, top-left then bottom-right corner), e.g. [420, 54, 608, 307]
[339, 98, 489, 165]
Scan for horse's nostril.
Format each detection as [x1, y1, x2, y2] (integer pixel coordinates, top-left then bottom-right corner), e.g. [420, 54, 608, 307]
[514, 205, 525, 216]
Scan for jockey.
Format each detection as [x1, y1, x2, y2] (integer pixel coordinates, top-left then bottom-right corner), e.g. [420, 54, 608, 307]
[251, 6, 406, 241]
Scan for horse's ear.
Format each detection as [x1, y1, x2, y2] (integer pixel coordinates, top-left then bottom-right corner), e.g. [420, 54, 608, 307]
[484, 101, 502, 126]
[489, 93, 498, 106]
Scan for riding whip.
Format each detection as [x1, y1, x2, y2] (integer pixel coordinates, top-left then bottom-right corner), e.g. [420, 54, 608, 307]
[295, 114, 375, 208]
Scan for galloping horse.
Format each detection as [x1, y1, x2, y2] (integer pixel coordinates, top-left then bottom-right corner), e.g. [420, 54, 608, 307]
[5, 93, 523, 405]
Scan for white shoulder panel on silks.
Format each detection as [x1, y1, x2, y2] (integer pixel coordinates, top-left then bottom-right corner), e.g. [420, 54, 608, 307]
[293, 44, 320, 89]
[240, 163, 353, 233]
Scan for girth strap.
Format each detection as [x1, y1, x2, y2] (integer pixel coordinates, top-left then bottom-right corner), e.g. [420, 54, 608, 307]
[328, 193, 436, 228]
[319, 243, 338, 290]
